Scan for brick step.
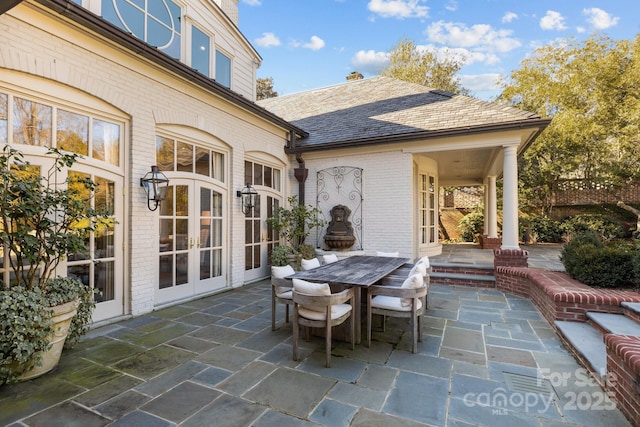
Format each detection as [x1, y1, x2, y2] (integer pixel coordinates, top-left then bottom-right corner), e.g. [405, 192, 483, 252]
[431, 261, 494, 276]
[622, 301, 640, 322]
[429, 262, 495, 287]
[587, 312, 640, 336]
[554, 320, 607, 379]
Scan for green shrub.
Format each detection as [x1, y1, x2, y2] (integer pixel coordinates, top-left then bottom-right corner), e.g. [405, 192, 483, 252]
[561, 232, 635, 288]
[458, 212, 484, 242]
[528, 216, 564, 243]
[270, 245, 294, 267]
[632, 243, 640, 286]
[561, 213, 627, 241]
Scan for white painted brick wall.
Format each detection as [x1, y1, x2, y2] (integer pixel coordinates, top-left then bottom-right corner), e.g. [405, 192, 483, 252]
[2, 7, 289, 316]
[301, 151, 415, 258]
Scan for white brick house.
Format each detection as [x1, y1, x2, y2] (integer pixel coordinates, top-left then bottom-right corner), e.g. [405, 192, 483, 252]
[0, 0, 550, 325]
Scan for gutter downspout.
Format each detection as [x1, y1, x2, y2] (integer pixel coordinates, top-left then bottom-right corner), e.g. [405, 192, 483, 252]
[291, 131, 308, 204]
[0, 0, 24, 15]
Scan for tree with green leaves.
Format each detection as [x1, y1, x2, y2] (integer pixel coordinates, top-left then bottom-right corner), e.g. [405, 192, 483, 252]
[256, 77, 278, 100]
[381, 37, 468, 95]
[499, 34, 640, 216]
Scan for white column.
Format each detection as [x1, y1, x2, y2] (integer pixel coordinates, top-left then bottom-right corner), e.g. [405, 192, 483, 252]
[483, 178, 489, 235]
[501, 145, 520, 249]
[487, 176, 498, 238]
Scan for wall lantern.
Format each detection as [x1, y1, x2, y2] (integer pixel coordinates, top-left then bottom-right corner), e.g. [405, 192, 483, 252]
[140, 166, 169, 211]
[237, 183, 258, 215]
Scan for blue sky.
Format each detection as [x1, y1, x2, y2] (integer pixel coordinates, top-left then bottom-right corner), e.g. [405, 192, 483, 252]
[237, 0, 639, 100]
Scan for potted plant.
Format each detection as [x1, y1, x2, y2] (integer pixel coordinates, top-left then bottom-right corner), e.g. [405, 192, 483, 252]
[0, 145, 103, 385]
[267, 195, 326, 269]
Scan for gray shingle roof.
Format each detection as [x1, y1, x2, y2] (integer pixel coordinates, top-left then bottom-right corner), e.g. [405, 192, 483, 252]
[257, 76, 544, 148]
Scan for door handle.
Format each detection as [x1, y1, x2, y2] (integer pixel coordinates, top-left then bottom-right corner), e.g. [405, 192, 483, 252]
[189, 237, 194, 248]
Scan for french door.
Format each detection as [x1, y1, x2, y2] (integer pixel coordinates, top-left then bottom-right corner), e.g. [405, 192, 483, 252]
[157, 178, 226, 305]
[244, 193, 279, 283]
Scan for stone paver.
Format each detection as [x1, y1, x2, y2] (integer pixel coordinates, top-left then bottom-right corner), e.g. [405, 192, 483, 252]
[1, 245, 633, 427]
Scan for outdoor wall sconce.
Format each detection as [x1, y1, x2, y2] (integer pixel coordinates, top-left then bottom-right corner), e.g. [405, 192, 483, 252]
[237, 183, 258, 215]
[140, 166, 169, 211]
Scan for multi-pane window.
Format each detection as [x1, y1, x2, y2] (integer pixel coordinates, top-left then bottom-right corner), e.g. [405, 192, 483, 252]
[419, 174, 437, 244]
[215, 50, 232, 88]
[244, 160, 280, 191]
[0, 92, 121, 166]
[191, 26, 211, 77]
[101, 0, 182, 60]
[67, 172, 116, 303]
[156, 136, 225, 182]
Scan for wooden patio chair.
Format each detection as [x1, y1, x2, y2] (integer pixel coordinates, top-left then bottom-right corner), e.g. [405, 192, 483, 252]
[367, 273, 427, 353]
[292, 279, 355, 367]
[271, 265, 295, 331]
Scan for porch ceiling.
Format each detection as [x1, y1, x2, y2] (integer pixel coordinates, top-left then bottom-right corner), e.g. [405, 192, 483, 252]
[418, 146, 502, 187]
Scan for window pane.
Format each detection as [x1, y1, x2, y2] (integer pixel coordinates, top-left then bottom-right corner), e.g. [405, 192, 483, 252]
[212, 152, 224, 182]
[57, 109, 89, 155]
[195, 147, 210, 176]
[244, 161, 252, 186]
[159, 254, 173, 288]
[147, 15, 172, 50]
[156, 136, 175, 171]
[176, 141, 193, 172]
[192, 26, 210, 77]
[175, 219, 189, 250]
[13, 97, 52, 146]
[95, 177, 115, 215]
[175, 185, 189, 216]
[253, 163, 262, 186]
[93, 119, 120, 166]
[212, 191, 222, 217]
[0, 93, 7, 144]
[95, 261, 115, 302]
[215, 50, 231, 88]
[273, 169, 280, 191]
[264, 166, 272, 188]
[112, 0, 145, 39]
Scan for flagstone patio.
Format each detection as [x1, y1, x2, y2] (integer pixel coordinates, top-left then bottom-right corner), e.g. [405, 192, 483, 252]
[0, 245, 633, 426]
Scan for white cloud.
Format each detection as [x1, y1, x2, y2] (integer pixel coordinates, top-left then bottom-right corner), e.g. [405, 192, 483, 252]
[426, 21, 521, 53]
[583, 7, 619, 30]
[367, 0, 429, 19]
[445, 0, 458, 12]
[241, 0, 261, 5]
[303, 35, 325, 50]
[460, 73, 501, 91]
[254, 32, 280, 48]
[540, 10, 567, 31]
[351, 50, 390, 74]
[502, 12, 518, 24]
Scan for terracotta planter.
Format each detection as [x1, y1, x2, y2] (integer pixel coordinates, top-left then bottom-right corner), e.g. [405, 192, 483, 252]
[18, 299, 79, 381]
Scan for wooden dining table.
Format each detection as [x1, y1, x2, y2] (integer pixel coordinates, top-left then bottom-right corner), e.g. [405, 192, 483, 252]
[288, 255, 410, 343]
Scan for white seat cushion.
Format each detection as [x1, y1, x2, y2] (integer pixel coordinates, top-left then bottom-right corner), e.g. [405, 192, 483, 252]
[271, 265, 295, 279]
[293, 279, 331, 312]
[376, 251, 399, 257]
[408, 263, 427, 278]
[301, 258, 321, 270]
[400, 273, 424, 307]
[298, 303, 352, 321]
[272, 265, 295, 295]
[371, 295, 422, 312]
[276, 289, 293, 299]
[323, 254, 339, 264]
[416, 255, 430, 269]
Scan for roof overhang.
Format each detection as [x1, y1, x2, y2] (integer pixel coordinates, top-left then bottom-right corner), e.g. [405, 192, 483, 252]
[285, 118, 550, 155]
[288, 117, 551, 186]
